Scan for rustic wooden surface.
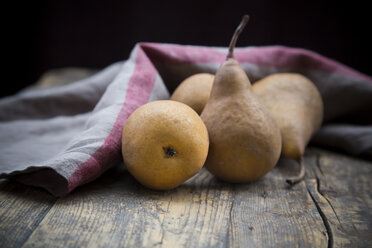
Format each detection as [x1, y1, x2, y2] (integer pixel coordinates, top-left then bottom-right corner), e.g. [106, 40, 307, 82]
[1, 148, 371, 248]
[1, 70, 371, 247]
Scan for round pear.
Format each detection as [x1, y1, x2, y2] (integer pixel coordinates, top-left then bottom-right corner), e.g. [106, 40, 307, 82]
[170, 73, 214, 114]
[122, 100, 209, 190]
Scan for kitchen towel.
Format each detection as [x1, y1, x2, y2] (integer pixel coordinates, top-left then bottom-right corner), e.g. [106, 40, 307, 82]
[0, 43, 371, 196]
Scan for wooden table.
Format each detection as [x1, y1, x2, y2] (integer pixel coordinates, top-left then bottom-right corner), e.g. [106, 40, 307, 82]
[1, 147, 371, 247]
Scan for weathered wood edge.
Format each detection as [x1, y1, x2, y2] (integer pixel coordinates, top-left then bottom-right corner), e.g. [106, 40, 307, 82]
[0, 179, 57, 248]
[304, 148, 372, 248]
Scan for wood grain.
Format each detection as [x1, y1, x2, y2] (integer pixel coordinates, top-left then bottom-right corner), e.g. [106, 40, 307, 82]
[227, 154, 329, 248]
[20, 165, 235, 248]
[21, 153, 328, 248]
[0, 179, 56, 248]
[1, 148, 371, 247]
[305, 148, 372, 247]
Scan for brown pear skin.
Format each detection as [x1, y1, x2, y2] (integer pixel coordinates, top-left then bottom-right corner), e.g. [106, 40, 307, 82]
[200, 15, 282, 183]
[170, 73, 214, 114]
[252, 73, 324, 184]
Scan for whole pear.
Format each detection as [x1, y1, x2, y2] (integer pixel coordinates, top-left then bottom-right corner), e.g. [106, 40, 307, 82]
[171, 73, 214, 114]
[200, 15, 282, 182]
[252, 73, 324, 184]
[122, 100, 209, 190]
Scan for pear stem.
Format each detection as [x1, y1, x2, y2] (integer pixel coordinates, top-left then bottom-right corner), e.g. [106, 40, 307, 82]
[227, 15, 249, 60]
[286, 156, 306, 185]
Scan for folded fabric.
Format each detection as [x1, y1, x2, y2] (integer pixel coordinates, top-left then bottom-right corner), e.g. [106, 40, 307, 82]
[0, 43, 371, 196]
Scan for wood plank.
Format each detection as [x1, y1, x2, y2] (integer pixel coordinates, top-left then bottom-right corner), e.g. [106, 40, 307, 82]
[21, 152, 329, 248]
[0, 179, 57, 248]
[1, 148, 368, 247]
[20, 166, 235, 248]
[305, 148, 372, 247]
[228, 156, 328, 247]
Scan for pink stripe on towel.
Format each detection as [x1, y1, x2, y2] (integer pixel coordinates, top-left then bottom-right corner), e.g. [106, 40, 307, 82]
[141, 43, 372, 83]
[67, 47, 157, 194]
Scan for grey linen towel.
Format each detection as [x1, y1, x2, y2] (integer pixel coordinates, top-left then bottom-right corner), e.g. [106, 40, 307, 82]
[0, 43, 371, 196]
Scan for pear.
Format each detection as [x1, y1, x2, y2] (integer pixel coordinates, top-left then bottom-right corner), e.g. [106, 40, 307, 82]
[122, 100, 209, 190]
[171, 73, 214, 114]
[200, 15, 282, 182]
[252, 73, 324, 184]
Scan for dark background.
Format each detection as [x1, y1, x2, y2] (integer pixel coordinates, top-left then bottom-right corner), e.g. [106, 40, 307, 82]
[2, 0, 371, 97]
